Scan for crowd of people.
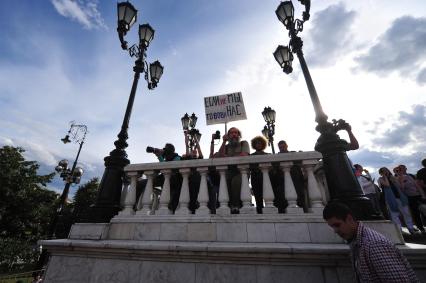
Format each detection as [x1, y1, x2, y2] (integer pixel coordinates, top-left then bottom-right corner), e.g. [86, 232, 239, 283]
[144, 125, 426, 235]
[145, 126, 307, 214]
[355, 161, 426, 235]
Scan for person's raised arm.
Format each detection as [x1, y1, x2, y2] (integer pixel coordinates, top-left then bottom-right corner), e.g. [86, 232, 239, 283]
[209, 133, 215, 158]
[345, 123, 359, 150]
[218, 134, 228, 157]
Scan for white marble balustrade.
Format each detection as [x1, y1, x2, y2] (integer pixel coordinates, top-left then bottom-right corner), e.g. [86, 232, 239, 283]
[119, 151, 326, 216]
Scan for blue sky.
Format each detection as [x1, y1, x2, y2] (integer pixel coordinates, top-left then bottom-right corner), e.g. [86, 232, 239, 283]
[1, 0, 426, 194]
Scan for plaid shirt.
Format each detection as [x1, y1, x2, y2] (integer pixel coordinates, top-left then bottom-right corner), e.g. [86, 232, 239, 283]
[349, 222, 419, 283]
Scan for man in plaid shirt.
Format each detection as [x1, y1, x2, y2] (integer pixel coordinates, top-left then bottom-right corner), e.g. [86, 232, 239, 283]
[323, 202, 419, 282]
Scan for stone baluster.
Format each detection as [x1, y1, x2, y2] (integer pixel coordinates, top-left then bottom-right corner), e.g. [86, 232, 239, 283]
[196, 167, 210, 216]
[156, 170, 173, 215]
[259, 163, 276, 214]
[281, 162, 303, 214]
[136, 170, 155, 215]
[303, 159, 324, 213]
[120, 177, 130, 207]
[118, 172, 138, 216]
[239, 165, 255, 214]
[176, 168, 191, 215]
[216, 166, 230, 215]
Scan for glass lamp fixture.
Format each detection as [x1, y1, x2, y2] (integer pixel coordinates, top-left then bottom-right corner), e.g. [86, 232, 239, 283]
[276, 1, 294, 29]
[117, 2, 137, 33]
[274, 45, 293, 74]
[262, 107, 276, 123]
[139, 24, 155, 48]
[189, 113, 198, 128]
[149, 60, 164, 83]
[181, 113, 190, 130]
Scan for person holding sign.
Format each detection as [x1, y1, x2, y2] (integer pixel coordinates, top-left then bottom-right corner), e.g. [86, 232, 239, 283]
[217, 127, 250, 214]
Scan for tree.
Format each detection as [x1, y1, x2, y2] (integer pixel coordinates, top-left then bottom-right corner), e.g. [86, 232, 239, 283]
[55, 178, 99, 238]
[0, 146, 57, 272]
[72, 177, 99, 219]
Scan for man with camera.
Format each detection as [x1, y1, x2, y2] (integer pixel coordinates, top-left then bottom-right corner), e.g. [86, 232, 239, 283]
[146, 143, 182, 212]
[147, 143, 181, 162]
[217, 127, 250, 214]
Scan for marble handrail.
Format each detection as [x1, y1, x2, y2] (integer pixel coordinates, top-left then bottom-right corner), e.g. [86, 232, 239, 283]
[120, 151, 326, 216]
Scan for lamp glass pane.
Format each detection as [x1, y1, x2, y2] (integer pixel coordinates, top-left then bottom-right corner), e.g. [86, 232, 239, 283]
[273, 46, 285, 66]
[124, 4, 137, 26]
[117, 3, 126, 21]
[190, 114, 197, 128]
[269, 109, 276, 122]
[262, 108, 268, 122]
[283, 1, 294, 19]
[181, 114, 190, 129]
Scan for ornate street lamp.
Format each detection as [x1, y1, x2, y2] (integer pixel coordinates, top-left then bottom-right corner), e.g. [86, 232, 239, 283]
[88, 1, 164, 223]
[261, 107, 276, 154]
[181, 113, 201, 152]
[273, 0, 377, 219]
[49, 122, 87, 238]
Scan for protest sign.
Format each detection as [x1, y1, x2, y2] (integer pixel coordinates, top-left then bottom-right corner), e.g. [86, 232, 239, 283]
[204, 92, 247, 125]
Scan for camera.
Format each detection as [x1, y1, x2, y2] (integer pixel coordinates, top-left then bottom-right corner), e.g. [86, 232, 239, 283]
[146, 146, 161, 154]
[213, 130, 221, 139]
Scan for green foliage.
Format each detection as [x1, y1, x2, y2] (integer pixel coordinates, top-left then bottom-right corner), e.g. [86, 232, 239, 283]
[0, 146, 57, 272]
[0, 146, 57, 240]
[72, 177, 99, 218]
[0, 238, 38, 273]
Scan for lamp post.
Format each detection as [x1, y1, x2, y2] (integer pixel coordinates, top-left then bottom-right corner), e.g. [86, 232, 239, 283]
[181, 113, 201, 152]
[88, 1, 164, 223]
[261, 106, 276, 154]
[49, 122, 87, 238]
[273, 0, 377, 219]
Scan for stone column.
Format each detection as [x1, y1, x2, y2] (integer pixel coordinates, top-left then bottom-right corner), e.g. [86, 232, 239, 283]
[239, 165, 255, 214]
[118, 172, 138, 216]
[175, 168, 191, 215]
[259, 163, 276, 214]
[216, 166, 230, 215]
[303, 160, 324, 213]
[156, 170, 173, 215]
[196, 167, 210, 216]
[281, 162, 303, 214]
[136, 170, 154, 215]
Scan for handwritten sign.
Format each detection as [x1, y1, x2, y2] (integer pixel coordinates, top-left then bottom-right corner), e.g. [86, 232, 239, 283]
[204, 92, 247, 125]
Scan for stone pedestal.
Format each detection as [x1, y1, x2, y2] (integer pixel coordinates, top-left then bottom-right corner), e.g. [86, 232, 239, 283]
[41, 215, 426, 283]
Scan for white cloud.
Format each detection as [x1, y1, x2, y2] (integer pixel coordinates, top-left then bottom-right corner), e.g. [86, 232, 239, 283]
[51, 0, 107, 30]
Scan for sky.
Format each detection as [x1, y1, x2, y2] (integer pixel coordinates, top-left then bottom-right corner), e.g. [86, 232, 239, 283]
[0, 0, 425, 195]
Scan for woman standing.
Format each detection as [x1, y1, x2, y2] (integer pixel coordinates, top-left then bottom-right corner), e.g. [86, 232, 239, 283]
[378, 167, 416, 234]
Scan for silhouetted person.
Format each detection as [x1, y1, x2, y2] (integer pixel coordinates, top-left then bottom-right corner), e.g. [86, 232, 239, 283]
[148, 143, 182, 213]
[217, 127, 250, 213]
[276, 140, 305, 210]
[250, 136, 285, 213]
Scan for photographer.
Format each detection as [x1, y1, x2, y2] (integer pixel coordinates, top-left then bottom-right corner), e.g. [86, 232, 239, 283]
[147, 143, 181, 162]
[333, 119, 359, 151]
[147, 143, 182, 212]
